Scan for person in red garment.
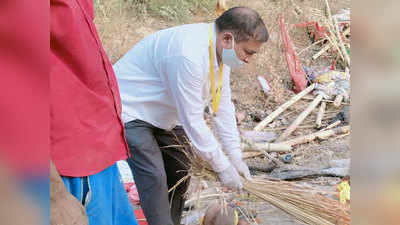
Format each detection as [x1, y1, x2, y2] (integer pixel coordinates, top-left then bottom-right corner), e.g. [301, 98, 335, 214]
[50, 1, 138, 225]
[0, 1, 48, 224]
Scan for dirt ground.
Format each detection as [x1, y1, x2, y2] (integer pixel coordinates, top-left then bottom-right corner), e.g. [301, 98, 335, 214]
[95, 0, 350, 224]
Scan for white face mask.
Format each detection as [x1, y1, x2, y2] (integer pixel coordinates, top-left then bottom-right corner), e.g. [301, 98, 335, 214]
[221, 34, 245, 68]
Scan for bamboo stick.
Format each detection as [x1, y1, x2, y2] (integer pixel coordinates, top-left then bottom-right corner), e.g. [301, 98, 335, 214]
[333, 94, 344, 107]
[263, 124, 316, 131]
[321, 120, 341, 131]
[332, 132, 350, 140]
[241, 141, 292, 152]
[316, 101, 326, 128]
[276, 94, 324, 142]
[281, 125, 350, 146]
[242, 151, 263, 159]
[299, 38, 326, 55]
[312, 28, 350, 60]
[312, 42, 333, 60]
[333, 18, 351, 66]
[302, 96, 350, 105]
[254, 83, 316, 131]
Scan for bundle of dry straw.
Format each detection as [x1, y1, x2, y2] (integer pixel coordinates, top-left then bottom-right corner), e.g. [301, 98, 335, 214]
[175, 150, 350, 225]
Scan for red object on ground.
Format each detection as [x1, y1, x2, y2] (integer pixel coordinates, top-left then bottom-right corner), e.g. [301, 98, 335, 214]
[280, 15, 308, 93]
[125, 182, 148, 224]
[124, 182, 141, 205]
[134, 209, 148, 225]
[296, 21, 327, 41]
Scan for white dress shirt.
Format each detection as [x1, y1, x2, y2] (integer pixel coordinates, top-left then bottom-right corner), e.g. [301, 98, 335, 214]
[113, 23, 241, 172]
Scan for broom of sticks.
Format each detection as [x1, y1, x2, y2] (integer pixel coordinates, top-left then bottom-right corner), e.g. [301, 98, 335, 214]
[175, 148, 350, 225]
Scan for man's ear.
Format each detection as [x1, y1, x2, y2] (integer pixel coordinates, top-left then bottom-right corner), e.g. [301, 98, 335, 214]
[221, 32, 233, 49]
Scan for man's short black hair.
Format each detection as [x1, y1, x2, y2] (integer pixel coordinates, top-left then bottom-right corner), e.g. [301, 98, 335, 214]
[216, 6, 269, 43]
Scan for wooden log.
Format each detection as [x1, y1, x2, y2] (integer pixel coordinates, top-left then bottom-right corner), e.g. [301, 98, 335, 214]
[241, 141, 291, 152]
[333, 94, 344, 107]
[276, 94, 323, 142]
[316, 101, 326, 128]
[253, 83, 316, 131]
[270, 165, 349, 180]
[248, 161, 277, 173]
[281, 125, 350, 146]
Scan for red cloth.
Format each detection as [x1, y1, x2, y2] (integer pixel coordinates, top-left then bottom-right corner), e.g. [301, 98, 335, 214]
[0, 0, 49, 176]
[280, 15, 307, 93]
[134, 209, 148, 225]
[50, 0, 129, 176]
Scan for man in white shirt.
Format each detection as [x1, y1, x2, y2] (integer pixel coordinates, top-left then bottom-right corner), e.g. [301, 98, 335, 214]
[114, 7, 269, 225]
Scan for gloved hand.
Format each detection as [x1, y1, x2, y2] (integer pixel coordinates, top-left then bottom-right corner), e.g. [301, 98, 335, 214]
[217, 164, 243, 189]
[230, 157, 252, 180]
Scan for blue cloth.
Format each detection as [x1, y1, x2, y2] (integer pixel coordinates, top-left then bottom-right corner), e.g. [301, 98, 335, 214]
[62, 163, 138, 225]
[20, 175, 50, 225]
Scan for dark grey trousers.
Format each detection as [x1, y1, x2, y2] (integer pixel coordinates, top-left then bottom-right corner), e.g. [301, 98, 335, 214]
[124, 119, 192, 225]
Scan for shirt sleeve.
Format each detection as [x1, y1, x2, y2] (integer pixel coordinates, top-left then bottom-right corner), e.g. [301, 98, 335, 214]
[211, 69, 242, 160]
[161, 56, 231, 172]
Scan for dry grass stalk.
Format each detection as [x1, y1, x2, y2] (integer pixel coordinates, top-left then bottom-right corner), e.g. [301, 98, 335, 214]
[243, 179, 349, 225]
[254, 83, 316, 131]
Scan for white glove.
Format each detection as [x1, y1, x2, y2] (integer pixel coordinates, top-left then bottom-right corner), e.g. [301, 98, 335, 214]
[230, 157, 252, 180]
[217, 164, 243, 189]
